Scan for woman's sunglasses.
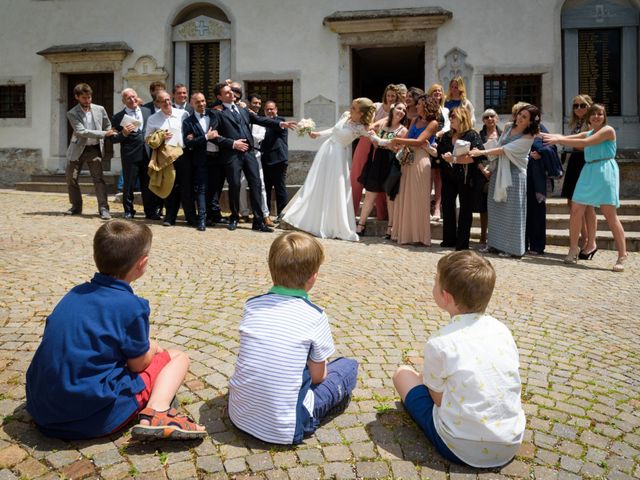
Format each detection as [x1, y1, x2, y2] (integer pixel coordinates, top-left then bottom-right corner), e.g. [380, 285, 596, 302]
[573, 103, 588, 109]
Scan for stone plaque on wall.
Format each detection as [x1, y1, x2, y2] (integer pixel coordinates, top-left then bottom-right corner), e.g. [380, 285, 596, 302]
[304, 95, 335, 127]
[123, 56, 168, 103]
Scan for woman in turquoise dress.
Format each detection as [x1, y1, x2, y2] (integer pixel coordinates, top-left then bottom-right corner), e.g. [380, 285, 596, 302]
[542, 104, 627, 272]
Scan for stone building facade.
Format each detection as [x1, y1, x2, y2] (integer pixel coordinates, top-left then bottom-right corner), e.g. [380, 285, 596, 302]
[0, 0, 638, 184]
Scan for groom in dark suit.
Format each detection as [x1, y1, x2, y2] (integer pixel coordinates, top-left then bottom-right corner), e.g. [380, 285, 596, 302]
[211, 83, 295, 232]
[111, 88, 159, 219]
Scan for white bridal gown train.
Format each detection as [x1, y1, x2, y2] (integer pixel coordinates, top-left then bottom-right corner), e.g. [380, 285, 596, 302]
[282, 112, 369, 242]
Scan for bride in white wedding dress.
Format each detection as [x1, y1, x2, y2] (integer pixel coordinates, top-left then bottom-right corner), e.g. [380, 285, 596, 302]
[281, 98, 377, 241]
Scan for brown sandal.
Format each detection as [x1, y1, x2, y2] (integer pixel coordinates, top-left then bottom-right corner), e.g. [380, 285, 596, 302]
[131, 407, 207, 440]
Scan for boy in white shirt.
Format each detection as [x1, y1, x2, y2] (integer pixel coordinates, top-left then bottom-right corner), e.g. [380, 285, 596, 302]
[228, 232, 358, 444]
[393, 250, 525, 467]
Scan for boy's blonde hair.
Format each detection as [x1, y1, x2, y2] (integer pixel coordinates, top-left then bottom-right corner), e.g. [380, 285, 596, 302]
[269, 232, 325, 289]
[94, 220, 152, 279]
[436, 251, 495, 313]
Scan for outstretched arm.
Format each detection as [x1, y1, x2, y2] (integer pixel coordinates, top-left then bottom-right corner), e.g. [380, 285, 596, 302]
[542, 127, 613, 148]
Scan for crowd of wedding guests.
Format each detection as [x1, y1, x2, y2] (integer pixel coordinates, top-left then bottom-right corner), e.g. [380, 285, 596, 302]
[352, 79, 627, 272]
[64, 76, 627, 272]
[64, 80, 292, 233]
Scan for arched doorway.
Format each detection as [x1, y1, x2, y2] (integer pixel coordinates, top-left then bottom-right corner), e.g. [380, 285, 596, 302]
[172, 3, 231, 102]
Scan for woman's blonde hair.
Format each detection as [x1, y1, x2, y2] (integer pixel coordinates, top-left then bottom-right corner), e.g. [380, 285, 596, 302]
[353, 97, 376, 126]
[268, 232, 325, 290]
[381, 84, 401, 105]
[569, 94, 594, 132]
[449, 107, 473, 134]
[427, 83, 446, 107]
[447, 76, 467, 102]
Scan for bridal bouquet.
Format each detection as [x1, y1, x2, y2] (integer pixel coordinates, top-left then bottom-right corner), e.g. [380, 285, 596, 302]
[296, 118, 316, 137]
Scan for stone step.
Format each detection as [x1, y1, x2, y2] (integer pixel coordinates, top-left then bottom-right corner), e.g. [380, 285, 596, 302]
[545, 198, 640, 215]
[15, 181, 118, 195]
[358, 219, 640, 251]
[29, 173, 118, 184]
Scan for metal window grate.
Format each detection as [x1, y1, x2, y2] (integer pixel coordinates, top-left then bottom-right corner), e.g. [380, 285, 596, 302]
[0, 85, 26, 118]
[483, 75, 541, 115]
[245, 80, 293, 117]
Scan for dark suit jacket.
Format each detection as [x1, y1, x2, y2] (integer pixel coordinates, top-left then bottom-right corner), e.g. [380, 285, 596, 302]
[111, 107, 152, 163]
[260, 115, 288, 166]
[142, 101, 160, 114]
[211, 106, 282, 163]
[173, 103, 194, 114]
[183, 110, 214, 164]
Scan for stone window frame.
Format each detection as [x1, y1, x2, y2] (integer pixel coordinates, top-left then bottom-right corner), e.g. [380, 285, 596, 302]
[0, 76, 31, 127]
[245, 80, 295, 117]
[483, 74, 542, 115]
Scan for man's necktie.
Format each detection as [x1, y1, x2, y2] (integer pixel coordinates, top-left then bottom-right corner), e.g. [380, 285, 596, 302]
[231, 105, 241, 121]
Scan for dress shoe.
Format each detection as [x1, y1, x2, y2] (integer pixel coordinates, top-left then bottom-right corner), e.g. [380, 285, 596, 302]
[196, 220, 206, 232]
[252, 222, 273, 233]
[217, 216, 230, 225]
[228, 220, 238, 231]
[99, 208, 111, 220]
[264, 217, 275, 228]
[145, 213, 162, 220]
[124, 212, 134, 219]
[65, 207, 82, 215]
[578, 247, 598, 260]
[162, 220, 173, 227]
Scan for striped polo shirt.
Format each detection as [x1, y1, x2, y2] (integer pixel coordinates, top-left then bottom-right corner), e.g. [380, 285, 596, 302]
[228, 286, 335, 444]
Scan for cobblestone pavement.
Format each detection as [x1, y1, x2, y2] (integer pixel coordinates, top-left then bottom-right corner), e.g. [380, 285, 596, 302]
[0, 189, 638, 480]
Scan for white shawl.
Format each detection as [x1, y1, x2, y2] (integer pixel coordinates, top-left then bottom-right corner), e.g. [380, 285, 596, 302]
[488, 126, 533, 202]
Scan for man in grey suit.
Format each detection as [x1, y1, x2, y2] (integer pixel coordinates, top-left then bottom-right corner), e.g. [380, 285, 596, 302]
[65, 83, 116, 219]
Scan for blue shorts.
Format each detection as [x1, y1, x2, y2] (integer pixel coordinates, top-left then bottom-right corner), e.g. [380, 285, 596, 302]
[404, 385, 463, 464]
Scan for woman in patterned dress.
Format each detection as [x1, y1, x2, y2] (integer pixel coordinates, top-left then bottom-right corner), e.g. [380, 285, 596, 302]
[469, 104, 540, 257]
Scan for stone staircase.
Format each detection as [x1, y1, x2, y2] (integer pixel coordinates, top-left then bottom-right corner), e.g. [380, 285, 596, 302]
[15, 174, 119, 194]
[10, 175, 640, 251]
[360, 198, 640, 252]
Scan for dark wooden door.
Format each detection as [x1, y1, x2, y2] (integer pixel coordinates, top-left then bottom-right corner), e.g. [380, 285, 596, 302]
[66, 73, 114, 170]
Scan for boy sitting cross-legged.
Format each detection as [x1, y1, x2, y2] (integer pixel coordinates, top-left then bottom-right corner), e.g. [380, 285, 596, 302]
[393, 250, 525, 467]
[26, 220, 206, 440]
[228, 231, 359, 444]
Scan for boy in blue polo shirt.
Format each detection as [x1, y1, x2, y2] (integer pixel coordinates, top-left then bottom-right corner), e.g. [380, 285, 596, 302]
[228, 231, 359, 444]
[26, 220, 205, 440]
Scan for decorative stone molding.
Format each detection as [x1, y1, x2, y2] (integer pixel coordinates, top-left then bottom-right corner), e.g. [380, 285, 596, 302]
[123, 56, 168, 102]
[36, 42, 132, 63]
[172, 15, 231, 41]
[438, 48, 473, 93]
[323, 7, 452, 33]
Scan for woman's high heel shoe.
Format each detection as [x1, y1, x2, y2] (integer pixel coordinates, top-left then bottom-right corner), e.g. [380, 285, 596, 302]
[613, 255, 628, 272]
[578, 247, 598, 260]
[356, 223, 366, 237]
[564, 247, 580, 264]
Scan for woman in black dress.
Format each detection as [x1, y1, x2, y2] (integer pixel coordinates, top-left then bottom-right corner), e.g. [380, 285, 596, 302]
[357, 102, 408, 236]
[561, 94, 598, 257]
[437, 107, 485, 250]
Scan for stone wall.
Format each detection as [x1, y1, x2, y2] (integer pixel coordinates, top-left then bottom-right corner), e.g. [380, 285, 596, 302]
[0, 149, 44, 187]
[286, 150, 315, 185]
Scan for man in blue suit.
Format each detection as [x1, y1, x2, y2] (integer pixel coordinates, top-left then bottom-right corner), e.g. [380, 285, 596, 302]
[183, 92, 219, 231]
[211, 83, 295, 232]
[260, 100, 289, 219]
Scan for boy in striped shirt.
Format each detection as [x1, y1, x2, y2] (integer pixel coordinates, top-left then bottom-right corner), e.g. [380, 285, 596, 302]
[228, 232, 358, 444]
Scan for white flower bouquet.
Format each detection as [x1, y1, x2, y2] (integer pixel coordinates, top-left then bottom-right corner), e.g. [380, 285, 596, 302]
[296, 118, 316, 137]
